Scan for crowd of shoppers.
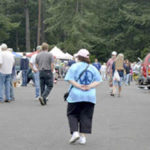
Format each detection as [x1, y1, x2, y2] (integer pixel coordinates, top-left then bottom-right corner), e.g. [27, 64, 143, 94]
[0, 42, 136, 145]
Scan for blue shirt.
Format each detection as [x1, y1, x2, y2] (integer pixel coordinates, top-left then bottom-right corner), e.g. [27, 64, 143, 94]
[65, 62, 102, 104]
[92, 62, 101, 71]
[68, 60, 76, 67]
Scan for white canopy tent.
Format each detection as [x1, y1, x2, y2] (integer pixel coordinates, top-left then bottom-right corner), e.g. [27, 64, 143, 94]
[64, 52, 73, 60]
[50, 46, 66, 59]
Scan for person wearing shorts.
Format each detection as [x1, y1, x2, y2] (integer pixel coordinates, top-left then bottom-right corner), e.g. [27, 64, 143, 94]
[111, 53, 125, 97]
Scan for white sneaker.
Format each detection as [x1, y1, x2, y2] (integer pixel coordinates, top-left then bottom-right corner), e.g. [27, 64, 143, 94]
[35, 96, 40, 101]
[78, 136, 86, 145]
[69, 132, 80, 144]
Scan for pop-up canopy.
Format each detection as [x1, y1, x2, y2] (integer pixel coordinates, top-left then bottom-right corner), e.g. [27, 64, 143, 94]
[64, 52, 73, 60]
[26, 51, 38, 57]
[12, 52, 22, 58]
[50, 46, 66, 59]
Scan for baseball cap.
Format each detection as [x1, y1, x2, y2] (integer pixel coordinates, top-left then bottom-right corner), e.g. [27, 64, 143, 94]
[112, 51, 117, 56]
[77, 49, 90, 58]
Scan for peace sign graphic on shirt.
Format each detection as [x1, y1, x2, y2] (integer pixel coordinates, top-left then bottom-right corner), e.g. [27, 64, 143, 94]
[80, 70, 93, 85]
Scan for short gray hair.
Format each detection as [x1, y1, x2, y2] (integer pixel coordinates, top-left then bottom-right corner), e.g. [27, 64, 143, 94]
[1, 43, 7, 50]
[36, 45, 41, 51]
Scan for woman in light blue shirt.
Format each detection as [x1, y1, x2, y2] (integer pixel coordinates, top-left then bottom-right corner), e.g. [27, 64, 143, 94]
[65, 49, 102, 145]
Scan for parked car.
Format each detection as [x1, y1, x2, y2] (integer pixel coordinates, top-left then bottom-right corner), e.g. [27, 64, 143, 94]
[138, 53, 150, 86]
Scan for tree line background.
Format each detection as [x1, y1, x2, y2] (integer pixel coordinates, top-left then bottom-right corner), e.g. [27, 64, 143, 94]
[0, 0, 150, 62]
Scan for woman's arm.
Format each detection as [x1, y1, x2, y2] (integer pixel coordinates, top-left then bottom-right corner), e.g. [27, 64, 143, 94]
[68, 80, 85, 90]
[68, 80, 100, 91]
[84, 81, 100, 90]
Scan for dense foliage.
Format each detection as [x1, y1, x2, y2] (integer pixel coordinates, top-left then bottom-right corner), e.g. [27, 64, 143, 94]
[0, 0, 150, 61]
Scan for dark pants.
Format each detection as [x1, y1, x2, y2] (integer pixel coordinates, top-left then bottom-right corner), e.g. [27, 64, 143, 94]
[39, 70, 53, 104]
[67, 102, 95, 134]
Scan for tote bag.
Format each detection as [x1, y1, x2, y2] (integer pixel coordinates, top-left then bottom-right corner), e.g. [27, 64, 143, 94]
[113, 70, 120, 81]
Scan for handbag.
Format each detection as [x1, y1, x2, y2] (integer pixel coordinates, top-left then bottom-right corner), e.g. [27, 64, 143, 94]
[64, 92, 69, 101]
[64, 64, 89, 101]
[113, 70, 120, 81]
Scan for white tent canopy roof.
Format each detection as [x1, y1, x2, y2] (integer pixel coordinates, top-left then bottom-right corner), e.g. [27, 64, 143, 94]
[50, 46, 73, 59]
[64, 52, 73, 60]
[50, 46, 66, 59]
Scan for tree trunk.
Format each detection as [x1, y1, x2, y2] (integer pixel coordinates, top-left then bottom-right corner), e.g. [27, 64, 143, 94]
[41, 0, 45, 43]
[16, 31, 19, 51]
[25, 0, 31, 52]
[80, 0, 83, 14]
[76, 0, 79, 13]
[37, 0, 41, 45]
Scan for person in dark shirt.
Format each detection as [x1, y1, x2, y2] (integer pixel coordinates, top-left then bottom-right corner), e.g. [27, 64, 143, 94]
[20, 53, 29, 86]
[124, 59, 131, 85]
[92, 59, 101, 71]
[68, 58, 76, 67]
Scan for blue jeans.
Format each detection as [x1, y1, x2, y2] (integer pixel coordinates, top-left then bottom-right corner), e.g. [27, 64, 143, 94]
[125, 74, 131, 85]
[33, 71, 40, 98]
[10, 76, 14, 100]
[0, 73, 11, 101]
[22, 70, 28, 86]
[113, 77, 123, 87]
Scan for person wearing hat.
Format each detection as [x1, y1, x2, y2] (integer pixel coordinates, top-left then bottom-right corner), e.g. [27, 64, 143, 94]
[65, 49, 102, 145]
[29, 46, 41, 100]
[0, 44, 15, 102]
[106, 51, 117, 94]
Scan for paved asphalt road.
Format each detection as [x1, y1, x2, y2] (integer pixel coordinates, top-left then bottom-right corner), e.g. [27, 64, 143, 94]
[0, 81, 150, 150]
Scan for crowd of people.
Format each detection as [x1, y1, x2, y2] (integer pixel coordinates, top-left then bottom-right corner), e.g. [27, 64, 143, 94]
[0, 42, 141, 145]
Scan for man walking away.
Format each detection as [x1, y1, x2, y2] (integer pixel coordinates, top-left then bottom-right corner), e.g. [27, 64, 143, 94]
[0, 44, 15, 103]
[29, 46, 41, 100]
[36, 43, 54, 105]
[20, 52, 29, 86]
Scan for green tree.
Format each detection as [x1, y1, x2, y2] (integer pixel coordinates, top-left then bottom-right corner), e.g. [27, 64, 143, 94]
[0, 0, 19, 43]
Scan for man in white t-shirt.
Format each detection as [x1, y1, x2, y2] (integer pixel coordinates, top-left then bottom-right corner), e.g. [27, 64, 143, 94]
[0, 44, 15, 102]
[29, 46, 41, 100]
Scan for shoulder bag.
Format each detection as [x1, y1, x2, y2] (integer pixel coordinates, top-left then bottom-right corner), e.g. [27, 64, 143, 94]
[64, 64, 89, 101]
